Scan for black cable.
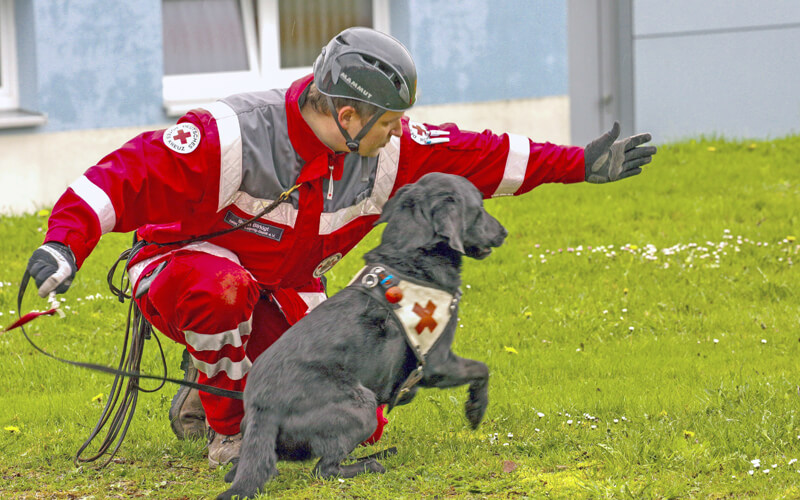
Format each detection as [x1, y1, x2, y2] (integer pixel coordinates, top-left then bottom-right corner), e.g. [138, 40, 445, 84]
[18, 184, 302, 467]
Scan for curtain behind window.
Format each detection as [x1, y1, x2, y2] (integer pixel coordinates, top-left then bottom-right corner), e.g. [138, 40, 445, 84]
[278, 0, 372, 68]
[163, 0, 250, 75]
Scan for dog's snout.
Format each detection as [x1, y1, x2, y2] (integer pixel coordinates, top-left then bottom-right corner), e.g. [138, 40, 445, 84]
[492, 223, 508, 247]
[483, 213, 507, 247]
[495, 224, 508, 245]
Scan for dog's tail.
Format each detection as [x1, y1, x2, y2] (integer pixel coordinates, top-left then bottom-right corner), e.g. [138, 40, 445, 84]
[217, 415, 280, 500]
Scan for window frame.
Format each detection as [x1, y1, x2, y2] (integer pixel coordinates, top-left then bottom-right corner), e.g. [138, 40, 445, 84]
[163, 0, 390, 115]
[0, 0, 19, 110]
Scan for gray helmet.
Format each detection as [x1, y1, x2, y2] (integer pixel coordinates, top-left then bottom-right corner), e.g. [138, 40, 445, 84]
[313, 27, 417, 112]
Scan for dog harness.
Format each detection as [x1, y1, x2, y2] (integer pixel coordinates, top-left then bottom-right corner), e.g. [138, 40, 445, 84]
[349, 264, 462, 409]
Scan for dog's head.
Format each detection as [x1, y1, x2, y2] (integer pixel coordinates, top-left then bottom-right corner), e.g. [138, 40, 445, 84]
[376, 173, 507, 259]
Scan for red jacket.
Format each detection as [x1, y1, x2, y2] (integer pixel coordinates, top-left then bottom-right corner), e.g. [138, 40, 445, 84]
[45, 75, 584, 300]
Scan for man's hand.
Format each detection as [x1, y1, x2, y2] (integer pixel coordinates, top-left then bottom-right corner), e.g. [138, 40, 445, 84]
[584, 122, 657, 184]
[27, 242, 77, 297]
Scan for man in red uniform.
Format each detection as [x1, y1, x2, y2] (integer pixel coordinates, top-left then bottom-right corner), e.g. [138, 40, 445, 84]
[26, 28, 656, 467]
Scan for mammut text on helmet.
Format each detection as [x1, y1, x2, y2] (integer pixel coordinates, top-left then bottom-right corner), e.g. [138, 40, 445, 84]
[339, 72, 373, 99]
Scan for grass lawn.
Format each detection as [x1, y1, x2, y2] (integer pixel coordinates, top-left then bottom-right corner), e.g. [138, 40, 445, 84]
[0, 136, 798, 499]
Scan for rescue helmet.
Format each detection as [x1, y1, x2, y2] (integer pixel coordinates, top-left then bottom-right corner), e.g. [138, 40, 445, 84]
[313, 27, 417, 112]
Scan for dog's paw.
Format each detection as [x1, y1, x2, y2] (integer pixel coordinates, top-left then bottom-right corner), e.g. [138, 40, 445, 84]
[215, 489, 239, 500]
[464, 399, 487, 429]
[223, 460, 238, 483]
[465, 385, 488, 429]
[364, 458, 386, 474]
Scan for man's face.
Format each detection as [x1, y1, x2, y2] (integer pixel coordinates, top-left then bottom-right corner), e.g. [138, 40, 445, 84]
[353, 110, 405, 157]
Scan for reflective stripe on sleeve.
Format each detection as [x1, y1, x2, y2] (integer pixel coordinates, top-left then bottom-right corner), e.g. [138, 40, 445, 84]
[492, 133, 530, 197]
[68, 175, 116, 234]
[205, 101, 243, 211]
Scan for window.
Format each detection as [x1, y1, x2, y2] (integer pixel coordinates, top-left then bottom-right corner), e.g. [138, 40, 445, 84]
[162, 0, 388, 115]
[0, 0, 19, 110]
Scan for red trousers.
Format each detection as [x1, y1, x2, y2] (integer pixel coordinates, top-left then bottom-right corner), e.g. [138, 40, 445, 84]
[132, 250, 387, 441]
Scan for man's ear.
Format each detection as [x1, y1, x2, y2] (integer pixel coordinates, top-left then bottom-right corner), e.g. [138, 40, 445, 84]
[337, 106, 358, 127]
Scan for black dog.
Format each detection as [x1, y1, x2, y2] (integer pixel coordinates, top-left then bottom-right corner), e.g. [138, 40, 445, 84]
[218, 172, 507, 499]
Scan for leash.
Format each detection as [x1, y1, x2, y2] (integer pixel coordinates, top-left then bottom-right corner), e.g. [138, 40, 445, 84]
[6, 271, 245, 400]
[5, 183, 302, 466]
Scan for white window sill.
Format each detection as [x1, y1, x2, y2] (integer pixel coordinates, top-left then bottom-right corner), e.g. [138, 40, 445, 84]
[0, 109, 47, 129]
[162, 68, 312, 117]
[164, 100, 218, 118]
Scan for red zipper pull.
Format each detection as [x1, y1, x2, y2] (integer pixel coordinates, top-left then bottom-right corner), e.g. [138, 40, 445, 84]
[326, 164, 334, 200]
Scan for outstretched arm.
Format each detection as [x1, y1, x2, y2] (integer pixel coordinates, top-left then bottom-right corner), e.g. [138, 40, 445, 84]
[584, 121, 657, 184]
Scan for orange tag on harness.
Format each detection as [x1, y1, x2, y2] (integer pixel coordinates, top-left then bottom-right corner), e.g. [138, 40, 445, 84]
[385, 286, 403, 303]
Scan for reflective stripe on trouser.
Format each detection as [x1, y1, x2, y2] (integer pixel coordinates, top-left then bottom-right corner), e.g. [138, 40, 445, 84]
[133, 251, 262, 435]
[132, 250, 387, 442]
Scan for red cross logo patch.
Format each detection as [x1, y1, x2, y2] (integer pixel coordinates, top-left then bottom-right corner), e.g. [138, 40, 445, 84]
[164, 123, 201, 154]
[413, 300, 438, 334]
[408, 121, 450, 146]
[172, 129, 192, 144]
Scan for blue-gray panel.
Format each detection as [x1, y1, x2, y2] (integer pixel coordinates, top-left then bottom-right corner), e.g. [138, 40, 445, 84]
[634, 27, 800, 141]
[32, 0, 164, 132]
[634, 0, 800, 37]
[14, 0, 38, 113]
[395, 0, 567, 105]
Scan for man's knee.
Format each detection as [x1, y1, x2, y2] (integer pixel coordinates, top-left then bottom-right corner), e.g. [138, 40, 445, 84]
[147, 255, 260, 333]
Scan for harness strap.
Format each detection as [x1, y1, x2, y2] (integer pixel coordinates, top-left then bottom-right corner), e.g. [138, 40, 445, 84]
[326, 96, 386, 152]
[348, 264, 462, 410]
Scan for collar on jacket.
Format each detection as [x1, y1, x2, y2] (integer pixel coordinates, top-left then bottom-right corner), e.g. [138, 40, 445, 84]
[286, 75, 348, 184]
[348, 264, 462, 409]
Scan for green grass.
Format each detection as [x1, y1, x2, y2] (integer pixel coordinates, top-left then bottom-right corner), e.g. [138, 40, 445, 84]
[1, 136, 798, 499]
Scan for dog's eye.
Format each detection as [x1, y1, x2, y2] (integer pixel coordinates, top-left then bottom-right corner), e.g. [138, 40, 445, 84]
[468, 210, 484, 228]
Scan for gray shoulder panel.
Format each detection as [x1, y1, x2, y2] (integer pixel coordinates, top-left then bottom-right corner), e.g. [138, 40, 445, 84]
[221, 90, 303, 202]
[218, 91, 389, 223]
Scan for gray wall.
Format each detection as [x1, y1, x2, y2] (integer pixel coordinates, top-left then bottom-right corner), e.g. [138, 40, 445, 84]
[570, 0, 800, 144]
[392, 0, 568, 106]
[8, 0, 569, 135]
[568, 0, 634, 146]
[14, 0, 165, 133]
[633, 0, 800, 141]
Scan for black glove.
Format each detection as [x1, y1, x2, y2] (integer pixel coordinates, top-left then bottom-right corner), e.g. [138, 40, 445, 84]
[584, 122, 657, 183]
[27, 242, 77, 298]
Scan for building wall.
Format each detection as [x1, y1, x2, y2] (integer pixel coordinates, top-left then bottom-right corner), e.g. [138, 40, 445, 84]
[633, 0, 800, 141]
[391, 0, 567, 105]
[1, 0, 571, 214]
[15, 0, 166, 133]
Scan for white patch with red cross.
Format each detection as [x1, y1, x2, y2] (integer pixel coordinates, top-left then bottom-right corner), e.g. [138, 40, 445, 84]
[164, 123, 201, 154]
[408, 121, 450, 146]
[393, 280, 456, 357]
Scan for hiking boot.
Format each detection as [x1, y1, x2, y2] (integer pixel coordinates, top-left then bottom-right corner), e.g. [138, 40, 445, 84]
[207, 427, 243, 468]
[169, 349, 207, 440]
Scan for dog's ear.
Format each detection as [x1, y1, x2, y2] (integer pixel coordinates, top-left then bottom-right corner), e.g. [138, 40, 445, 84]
[431, 195, 465, 254]
[375, 184, 414, 226]
[376, 184, 437, 252]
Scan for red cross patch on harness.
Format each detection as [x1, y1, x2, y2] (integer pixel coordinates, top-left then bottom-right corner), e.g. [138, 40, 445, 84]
[388, 278, 456, 358]
[413, 300, 438, 334]
[164, 123, 201, 154]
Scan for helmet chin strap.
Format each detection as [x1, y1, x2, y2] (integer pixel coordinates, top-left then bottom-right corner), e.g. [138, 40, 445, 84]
[327, 97, 386, 153]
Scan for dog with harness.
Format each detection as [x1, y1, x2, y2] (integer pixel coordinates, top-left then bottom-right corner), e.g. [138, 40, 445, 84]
[218, 172, 507, 499]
